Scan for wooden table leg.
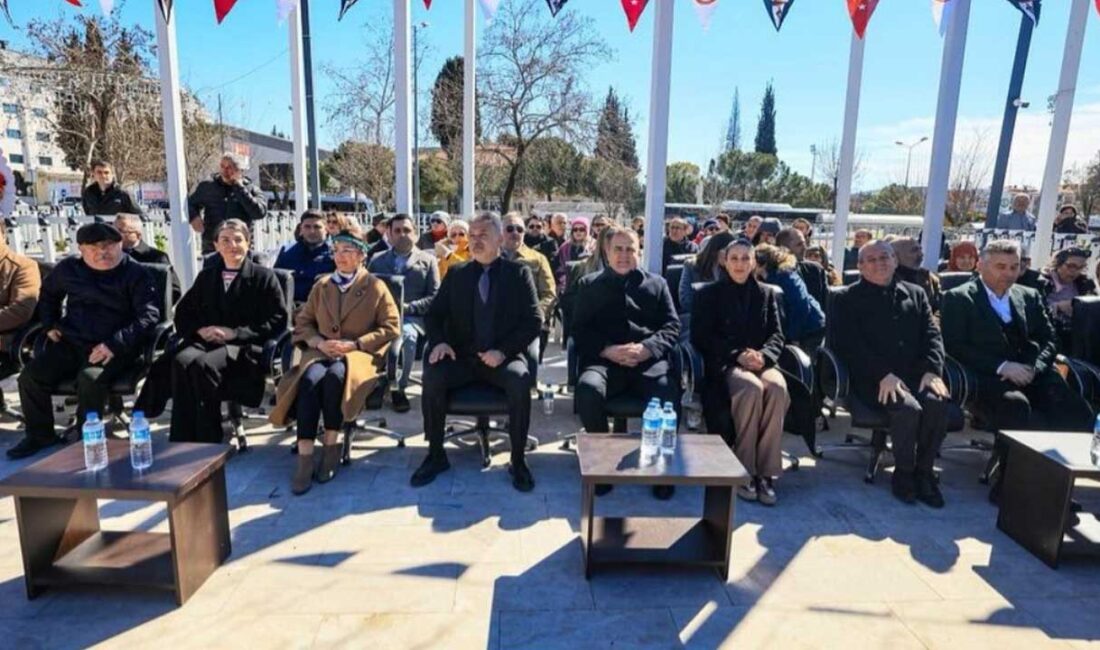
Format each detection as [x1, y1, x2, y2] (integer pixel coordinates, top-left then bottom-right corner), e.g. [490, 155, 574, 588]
[168, 466, 230, 605]
[13, 495, 99, 599]
[997, 443, 1073, 569]
[703, 485, 734, 581]
[581, 481, 594, 580]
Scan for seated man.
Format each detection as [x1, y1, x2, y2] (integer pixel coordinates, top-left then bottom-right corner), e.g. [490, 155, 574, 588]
[833, 241, 950, 506]
[775, 226, 827, 311]
[573, 227, 680, 499]
[114, 213, 180, 302]
[274, 209, 335, 305]
[11, 223, 159, 459]
[662, 217, 698, 273]
[410, 212, 541, 492]
[0, 226, 40, 355]
[890, 236, 942, 313]
[368, 214, 440, 412]
[500, 212, 556, 362]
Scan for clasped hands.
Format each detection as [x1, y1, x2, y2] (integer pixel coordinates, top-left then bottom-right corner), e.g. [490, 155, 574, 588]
[601, 343, 652, 368]
[46, 329, 115, 365]
[736, 349, 766, 372]
[317, 339, 357, 359]
[428, 343, 505, 368]
[878, 372, 948, 405]
[197, 326, 238, 345]
[997, 361, 1035, 387]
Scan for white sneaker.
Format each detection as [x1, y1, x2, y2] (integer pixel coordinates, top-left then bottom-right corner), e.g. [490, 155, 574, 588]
[758, 477, 777, 507]
[737, 480, 758, 502]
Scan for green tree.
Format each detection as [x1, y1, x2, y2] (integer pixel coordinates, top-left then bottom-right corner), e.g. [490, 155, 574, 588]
[754, 81, 777, 155]
[430, 56, 481, 161]
[325, 141, 395, 210]
[665, 162, 700, 204]
[417, 155, 458, 209]
[724, 87, 741, 152]
[595, 87, 639, 170]
[862, 183, 925, 215]
[584, 157, 641, 219]
[521, 137, 582, 201]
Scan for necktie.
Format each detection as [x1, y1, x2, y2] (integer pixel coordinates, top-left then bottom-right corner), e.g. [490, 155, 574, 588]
[479, 267, 490, 304]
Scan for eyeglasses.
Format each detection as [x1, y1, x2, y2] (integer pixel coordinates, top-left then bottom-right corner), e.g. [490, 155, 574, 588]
[505, 225, 525, 234]
[451, 232, 467, 239]
[571, 228, 587, 233]
[527, 223, 543, 230]
[430, 219, 445, 225]
[705, 226, 720, 233]
[1063, 262, 1087, 271]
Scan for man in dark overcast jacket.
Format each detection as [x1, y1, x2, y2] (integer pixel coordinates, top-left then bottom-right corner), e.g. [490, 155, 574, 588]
[188, 153, 267, 253]
[776, 226, 828, 314]
[81, 160, 144, 219]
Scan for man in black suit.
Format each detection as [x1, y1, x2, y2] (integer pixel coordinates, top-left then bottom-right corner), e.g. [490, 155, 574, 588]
[833, 241, 950, 506]
[776, 227, 828, 317]
[411, 212, 542, 492]
[890, 236, 942, 314]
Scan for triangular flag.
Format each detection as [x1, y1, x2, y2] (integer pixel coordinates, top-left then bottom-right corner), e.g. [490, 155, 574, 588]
[621, 0, 649, 31]
[478, 0, 500, 21]
[763, 0, 795, 31]
[338, 0, 360, 20]
[99, 0, 115, 14]
[424, 0, 432, 8]
[932, 0, 955, 37]
[0, 0, 13, 27]
[276, 0, 297, 22]
[693, 0, 718, 31]
[214, 0, 239, 23]
[847, 0, 879, 39]
[545, 0, 567, 17]
[157, 0, 174, 22]
[65, 0, 82, 6]
[1096, 0, 1099, 19]
[1005, 0, 1040, 26]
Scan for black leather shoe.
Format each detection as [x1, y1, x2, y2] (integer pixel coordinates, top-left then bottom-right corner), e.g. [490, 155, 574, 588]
[391, 390, 411, 414]
[410, 453, 450, 487]
[915, 472, 945, 509]
[509, 460, 535, 492]
[891, 470, 917, 505]
[365, 386, 385, 411]
[594, 484, 613, 496]
[6, 435, 59, 460]
[652, 485, 675, 500]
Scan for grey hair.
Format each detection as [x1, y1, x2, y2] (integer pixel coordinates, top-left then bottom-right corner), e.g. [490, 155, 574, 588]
[982, 239, 1021, 259]
[857, 239, 896, 262]
[502, 211, 525, 225]
[470, 211, 502, 236]
[448, 218, 470, 233]
[215, 218, 251, 243]
[114, 213, 143, 233]
[221, 152, 249, 172]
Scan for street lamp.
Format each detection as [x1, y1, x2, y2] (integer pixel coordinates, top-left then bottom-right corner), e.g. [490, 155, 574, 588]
[895, 137, 929, 189]
[412, 21, 429, 218]
[809, 144, 818, 185]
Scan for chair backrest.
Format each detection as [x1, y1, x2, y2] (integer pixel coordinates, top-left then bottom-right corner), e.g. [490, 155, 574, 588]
[1072, 295, 1100, 365]
[842, 270, 860, 286]
[664, 264, 685, 313]
[372, 272, 406, 326]
[939, 271, 973, 293]
[135, 262, 173, 323]
[271, 268, 295, 331]
[36, 260, 56, 281]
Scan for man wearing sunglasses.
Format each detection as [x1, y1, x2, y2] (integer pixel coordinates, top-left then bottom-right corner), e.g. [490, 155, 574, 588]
[418, 211, 450, 251]
[524, 215, 558, 265]
[503, 213, 556, 360]
[662, 217, 698, 273]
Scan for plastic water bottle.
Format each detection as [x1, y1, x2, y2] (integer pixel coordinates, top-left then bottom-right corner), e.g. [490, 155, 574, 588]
[640, 400, 662, 466]
[660, 402, 678, 456]
[1091, 414, 1100, 467]
[129, 410, 153, 471]
[82, 412, 108, 472]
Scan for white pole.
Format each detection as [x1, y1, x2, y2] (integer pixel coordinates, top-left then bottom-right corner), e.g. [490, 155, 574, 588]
[462, 0, 476, 218]
[920, 0, 972, 271]
[1034, 0, 1089, 268]
[394, 0, 413, 214]
[642, 0, 675, 274]
[289, 4, 309, 213]
[154, 2, 197, 288]
[832, 31, 865, 262]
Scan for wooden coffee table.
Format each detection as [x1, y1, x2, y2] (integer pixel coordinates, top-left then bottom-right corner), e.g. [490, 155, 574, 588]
[576, 433, 749, 580]
[997, 430, 1100, 568]
[0, 440, 231, 605]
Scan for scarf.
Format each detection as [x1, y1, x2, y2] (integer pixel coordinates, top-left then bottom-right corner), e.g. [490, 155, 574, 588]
[331, 270, 357, 293]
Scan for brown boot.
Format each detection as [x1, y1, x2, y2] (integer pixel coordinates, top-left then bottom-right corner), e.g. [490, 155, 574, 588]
[316, 442, 341, 484]
[291, 454, 313, 495]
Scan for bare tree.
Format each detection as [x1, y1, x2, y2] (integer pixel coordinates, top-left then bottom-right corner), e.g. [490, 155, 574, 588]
[814, 138, 866, 199]
[478, 0, 611, 212]
[946, 128, 993, 226]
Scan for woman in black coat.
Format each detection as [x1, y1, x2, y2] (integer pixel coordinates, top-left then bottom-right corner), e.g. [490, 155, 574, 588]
[169, 219, 287, 443]
[691, 238, 789, 506]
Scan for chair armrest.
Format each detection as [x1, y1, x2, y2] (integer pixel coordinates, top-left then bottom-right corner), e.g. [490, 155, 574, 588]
[1059, 354, 1100, 403]
[264, 330, 292, 378]
[10, 322, 42, 368]
[680, 340, 700, 397]
[815, 346, 848, 405]
[779, 344, 814, 391]
[143, 321, 175, 366]
[945, 355, 975, 406]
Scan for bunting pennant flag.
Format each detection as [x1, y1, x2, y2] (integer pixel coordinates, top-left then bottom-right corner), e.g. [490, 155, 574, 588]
[1005, 0, 1040, 26]
[276, 0, 297, 22]
[478, 0, 501, 21]
[693, 0, 718, 31]
[932, 0, 954, 36]
[764, 0, 795, 31]
[423, 0, 433, 9]
[99, 0, 115, 14]
[338, 0, 360, 20]
[621, 0, 648, 31]
[545, 0, 567, 17]
[65, 0, 82, 6]
[214, 0, 239, 23]
[1096, 0, 1099, 19]
[847, 0, 879, 38]
[0, 0, 13, 27]
[157, 0, 174, 22]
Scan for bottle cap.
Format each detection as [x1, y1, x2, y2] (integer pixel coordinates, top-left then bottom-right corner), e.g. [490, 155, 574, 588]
[86, 411, 99, 422]
[133, 410, 144, 419]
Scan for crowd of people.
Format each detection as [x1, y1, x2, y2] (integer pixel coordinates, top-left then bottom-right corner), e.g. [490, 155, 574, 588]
[0, 156, 1096, 511]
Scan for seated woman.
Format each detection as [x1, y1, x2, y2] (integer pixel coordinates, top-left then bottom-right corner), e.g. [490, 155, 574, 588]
[554, 217, 594, 292]
[691, 239, 789, 506]
[270, 232, 400, 495]
[805, 245, 842, 286]
[170, 219, 288, 444]
[947, 242, 978, 273]
[1040, 247, 1096, 352]
[678, 232, 735, 342]
[755, 243, 825, 352]
[437, 219, 470, 278]
[558, 225, 614, 347]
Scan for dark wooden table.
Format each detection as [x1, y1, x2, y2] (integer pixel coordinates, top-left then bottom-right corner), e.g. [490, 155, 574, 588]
[997, 430, 1100, 568]
[0, 440, 231, 605]
[576, 433, 749, 580]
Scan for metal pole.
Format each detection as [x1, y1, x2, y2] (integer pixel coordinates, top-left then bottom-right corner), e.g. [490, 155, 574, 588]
[987, 14, 1034, 226]
[154, 0, 196, 289]
[394, 0, 413, 214]
[832, 31, 864, 263]
[921, 0, 972, 271]
[642, 0, 675, 274]
[904, 149, 912, 188]
[1035, 0, 1089, 268]
[462, 0, 476, 218]
[412, 24, 421, 218]
[289, 4, 308, 214]
[300, 0, 322, 208]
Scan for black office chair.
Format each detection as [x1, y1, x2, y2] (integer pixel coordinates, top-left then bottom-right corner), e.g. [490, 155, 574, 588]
[439, 336, 541, 468]
[0, 260, 57, 421]
[938, 271, 974, 293]
[664, 264, 685, 313]
[842, 270, 861, 286]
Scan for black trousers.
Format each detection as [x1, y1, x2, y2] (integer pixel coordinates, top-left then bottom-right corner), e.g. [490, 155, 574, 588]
[170, 343, 247, 443]
[576, 363, 678, 433]
[18, 338, 136, 440]
[882, 388, 948, 474]
[296, 359, 346, 441]
[422, 354, 531, 461]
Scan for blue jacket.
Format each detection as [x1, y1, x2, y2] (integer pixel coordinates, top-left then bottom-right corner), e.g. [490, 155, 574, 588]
[765, 269, 825, 341]
[274, 240, 335, 303]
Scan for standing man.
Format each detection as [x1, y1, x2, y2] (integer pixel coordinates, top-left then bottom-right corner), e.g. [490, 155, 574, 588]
[776, 227, 828, 312]
[843, 229, 873, 271]
[890, 236, 943, 313]
[274, 210, 335, 305]
[81, 160, 144, 219]
[187, 153, 268, 254]
[987, 193, 1037, 231]
[833, 241, 950, 506]
[369, 214, 440, 412]
[662, 217, 698, 272]
[411, 212, 542, 492]
[501, 213, 556, 361]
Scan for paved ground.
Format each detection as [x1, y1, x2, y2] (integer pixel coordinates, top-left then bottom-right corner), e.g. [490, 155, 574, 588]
[0, 342, 1098, 649]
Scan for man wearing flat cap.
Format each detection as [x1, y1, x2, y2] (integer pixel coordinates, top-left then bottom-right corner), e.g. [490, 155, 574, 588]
[9, 223, 160, 459]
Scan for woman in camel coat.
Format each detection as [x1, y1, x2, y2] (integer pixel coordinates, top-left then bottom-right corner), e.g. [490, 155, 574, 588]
[271, 232, 400, 495]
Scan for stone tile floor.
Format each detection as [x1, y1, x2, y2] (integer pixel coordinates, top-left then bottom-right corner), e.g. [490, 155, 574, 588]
[0, 343, 1097, 649]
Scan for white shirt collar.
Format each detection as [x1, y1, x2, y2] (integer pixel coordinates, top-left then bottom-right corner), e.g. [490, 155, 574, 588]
[981, 281, 1012, 324]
